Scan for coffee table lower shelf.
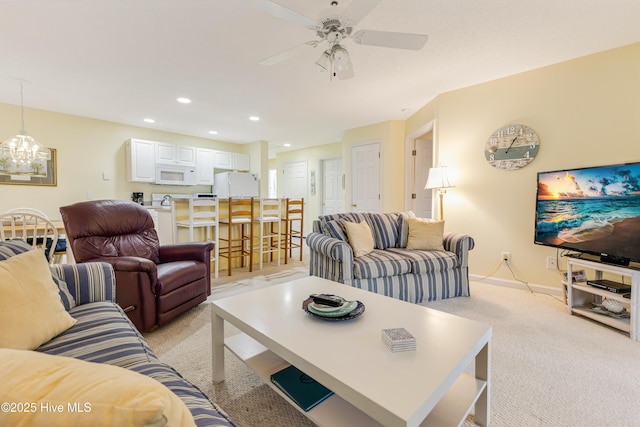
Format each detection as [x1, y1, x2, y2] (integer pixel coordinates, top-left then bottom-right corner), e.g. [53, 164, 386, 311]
[225, 333, 485, 427]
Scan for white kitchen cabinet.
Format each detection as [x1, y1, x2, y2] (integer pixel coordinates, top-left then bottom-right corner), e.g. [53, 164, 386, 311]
[213, 150, 250, 171]
[156, 142, 197, 166]
[196, 148, 215, 185]
[125, 138, 156, 183]
[233, 153, 250, 171]
[213, 151, 234, 169]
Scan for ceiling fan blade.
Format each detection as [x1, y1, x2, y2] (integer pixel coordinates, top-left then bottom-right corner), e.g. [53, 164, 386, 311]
[247, 0, 317, 28]
[342, 0, 382, 25]
[259, 41, 318, 65]
[351, 30, 428, 50]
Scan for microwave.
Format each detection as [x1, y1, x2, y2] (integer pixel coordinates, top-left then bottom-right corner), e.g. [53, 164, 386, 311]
[155, 164, 196, 186]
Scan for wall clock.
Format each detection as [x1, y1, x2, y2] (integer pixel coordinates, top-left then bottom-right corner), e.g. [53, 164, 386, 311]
[484, 124, 540, 170]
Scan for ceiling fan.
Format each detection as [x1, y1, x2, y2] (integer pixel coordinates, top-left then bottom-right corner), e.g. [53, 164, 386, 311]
[249, 0, 429, 80]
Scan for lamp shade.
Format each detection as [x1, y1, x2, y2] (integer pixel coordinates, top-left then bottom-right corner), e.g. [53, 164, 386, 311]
[425, 166, 454, 190]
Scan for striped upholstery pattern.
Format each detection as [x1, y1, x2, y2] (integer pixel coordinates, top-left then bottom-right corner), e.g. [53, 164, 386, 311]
[306, 232, 353, 283]
[320, 219, 348, 241]
[308, 211, 474, 304]
[368, 212, 402, 249]
[37, 302, 234, 427]
[385, 247, 458, 274]
[50, 262, 116, 306]
[346, 265, 471, 303]
[352, 249, 411, 279]
[0, 241, 234, 426]
[397, 211, 417, 248]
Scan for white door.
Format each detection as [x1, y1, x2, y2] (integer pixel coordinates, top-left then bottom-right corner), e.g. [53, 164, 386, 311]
[282, 160, 307, 236]
[282, 160, 307, 199]
[414, 137, 434, 218]
[351, 142, 381, 213]
[322, 157, 344, 215]
[267, 169, 277, 198]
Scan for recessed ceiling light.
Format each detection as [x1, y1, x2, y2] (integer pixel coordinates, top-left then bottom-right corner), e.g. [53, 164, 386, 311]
[283, 143, 291, 147]
[208, 130, 218, 135]
[249, 116, 260, 121]
[177, 97, 192, 104]
[144, 118, 155, 123]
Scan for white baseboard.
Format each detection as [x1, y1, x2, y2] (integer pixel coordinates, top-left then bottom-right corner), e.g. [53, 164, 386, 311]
[469, 274, 563, 297]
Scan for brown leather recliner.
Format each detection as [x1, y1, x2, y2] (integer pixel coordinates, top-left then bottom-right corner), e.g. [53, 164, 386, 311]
[60, 199, 213, 332]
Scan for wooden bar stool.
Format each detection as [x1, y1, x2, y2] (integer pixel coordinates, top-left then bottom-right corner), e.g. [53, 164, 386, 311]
[254, 198, 281, 269]
[282, 198, 304, 264]
[218, 197, 254, 276]
[173, 197, 219, 278]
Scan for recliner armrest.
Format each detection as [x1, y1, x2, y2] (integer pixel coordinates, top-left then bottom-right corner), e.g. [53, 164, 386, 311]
[159, 242, 214, 264]
[89, 255, 158, 274]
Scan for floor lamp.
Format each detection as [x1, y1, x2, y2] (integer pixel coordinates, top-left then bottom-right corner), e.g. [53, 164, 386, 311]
[425, 166, 455, 220]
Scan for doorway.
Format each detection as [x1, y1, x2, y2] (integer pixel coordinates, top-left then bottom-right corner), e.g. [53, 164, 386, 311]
[405, 122, 435, 218]
[321, 157, 344, 215]
[350, 141, 381, 213]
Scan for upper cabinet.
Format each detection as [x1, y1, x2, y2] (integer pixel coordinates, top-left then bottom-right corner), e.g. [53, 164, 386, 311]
[233, 153, 250, 171]
[196, 148, 215, 185]
[214, 151, 250, 171]
[213, 151, 233, 170]
[126, 138, 155, 183]
[126, 139, 249, 184]
[155, 142, 197, 166]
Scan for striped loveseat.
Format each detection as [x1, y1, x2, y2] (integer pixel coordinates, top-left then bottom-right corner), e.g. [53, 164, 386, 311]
[307, 212, 475, 303]
[0, 240, 234, 427]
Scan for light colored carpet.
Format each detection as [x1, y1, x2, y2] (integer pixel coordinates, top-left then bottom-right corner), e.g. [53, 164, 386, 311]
[144, 265, 640, 427]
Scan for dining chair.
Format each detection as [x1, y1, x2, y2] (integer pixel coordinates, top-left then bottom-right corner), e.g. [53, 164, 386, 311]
[4, 207, 67, 263]
[0, 210, 59, 264]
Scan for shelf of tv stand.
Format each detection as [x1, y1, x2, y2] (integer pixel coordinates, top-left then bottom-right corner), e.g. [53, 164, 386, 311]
[566, 257, 639, 341]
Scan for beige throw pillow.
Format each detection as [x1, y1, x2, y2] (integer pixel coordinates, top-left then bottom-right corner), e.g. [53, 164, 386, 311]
[406, 218, 445, 251]
[0, 348, 197, 427]
[343, 220, 374, 257]
[0, 250, 77, 350]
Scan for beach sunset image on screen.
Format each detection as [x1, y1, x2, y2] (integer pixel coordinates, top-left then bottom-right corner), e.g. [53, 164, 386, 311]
[535, 162, 640, 263]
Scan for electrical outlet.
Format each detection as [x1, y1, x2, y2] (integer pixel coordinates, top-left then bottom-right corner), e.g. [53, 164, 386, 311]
[502, 252, 511, 262]
[547, 256, 557, 269]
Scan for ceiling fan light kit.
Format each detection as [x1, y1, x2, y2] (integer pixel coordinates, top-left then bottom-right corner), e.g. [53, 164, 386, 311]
[253, 0, 428, 81]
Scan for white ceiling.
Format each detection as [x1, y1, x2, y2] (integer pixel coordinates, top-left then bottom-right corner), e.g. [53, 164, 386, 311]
[1, 0, 640, 157]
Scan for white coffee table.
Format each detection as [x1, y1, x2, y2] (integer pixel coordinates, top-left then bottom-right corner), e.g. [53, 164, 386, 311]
[211, 276, 492, 427]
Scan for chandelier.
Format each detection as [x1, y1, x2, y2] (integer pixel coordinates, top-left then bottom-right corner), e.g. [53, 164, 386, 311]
[0, 82, 51, 164]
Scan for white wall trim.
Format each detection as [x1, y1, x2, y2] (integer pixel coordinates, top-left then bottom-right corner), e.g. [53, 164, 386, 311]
[470, 274, 563, 297]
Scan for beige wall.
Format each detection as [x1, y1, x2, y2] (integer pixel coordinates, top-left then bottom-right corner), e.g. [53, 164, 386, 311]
[342, 120, 406, 212]
[275, 142, 342, 234]
[0, 104, 247, 217]
[406, 42, 640, 288]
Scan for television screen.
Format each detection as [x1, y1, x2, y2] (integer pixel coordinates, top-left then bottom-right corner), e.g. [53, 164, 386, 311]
[534, 162, 640, 264]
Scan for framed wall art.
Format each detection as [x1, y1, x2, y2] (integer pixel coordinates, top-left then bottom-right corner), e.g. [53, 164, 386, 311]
[0, 148, 57, 186]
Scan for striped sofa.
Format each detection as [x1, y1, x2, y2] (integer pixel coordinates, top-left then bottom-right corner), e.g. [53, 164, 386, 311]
[307, 212, 475, 303]
[0, 240, 234, 427]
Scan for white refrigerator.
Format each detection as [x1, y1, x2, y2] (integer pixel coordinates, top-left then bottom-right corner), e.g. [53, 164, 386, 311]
[213, 172, 259, 198]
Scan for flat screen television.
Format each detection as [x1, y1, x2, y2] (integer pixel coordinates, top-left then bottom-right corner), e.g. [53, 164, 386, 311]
[534, 161, 640, 265]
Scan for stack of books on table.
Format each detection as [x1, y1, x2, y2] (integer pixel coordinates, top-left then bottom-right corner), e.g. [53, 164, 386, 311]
[382, 327, 416, 352]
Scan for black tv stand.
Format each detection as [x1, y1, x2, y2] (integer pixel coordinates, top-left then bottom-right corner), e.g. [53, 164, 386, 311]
[600, 254, 630, 267]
